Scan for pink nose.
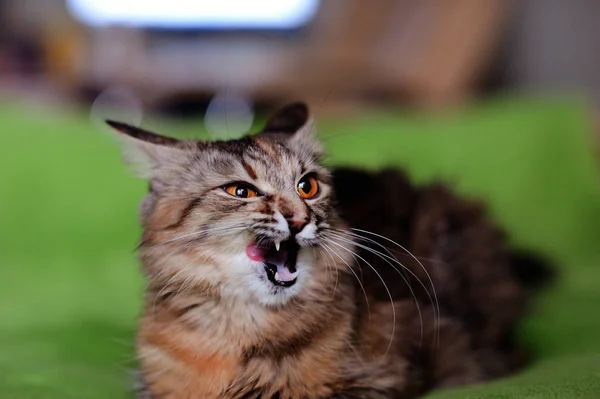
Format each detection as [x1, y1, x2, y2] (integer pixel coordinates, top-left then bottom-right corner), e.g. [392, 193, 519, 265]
[287, 217, 308, 235]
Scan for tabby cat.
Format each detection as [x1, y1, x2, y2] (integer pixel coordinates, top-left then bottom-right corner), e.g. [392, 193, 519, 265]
[107, 103, 551, 399]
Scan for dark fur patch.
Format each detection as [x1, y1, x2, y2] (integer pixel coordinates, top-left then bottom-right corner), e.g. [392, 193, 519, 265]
[242, 160, 258, 180]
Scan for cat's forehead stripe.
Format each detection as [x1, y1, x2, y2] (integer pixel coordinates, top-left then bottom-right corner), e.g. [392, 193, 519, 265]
[253, 137, 277, 158]
[241, 160, 258, 180]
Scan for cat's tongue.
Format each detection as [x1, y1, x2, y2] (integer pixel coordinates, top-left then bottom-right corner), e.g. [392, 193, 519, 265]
[246, 241, 299, 285]
[246, 243, 270, 262]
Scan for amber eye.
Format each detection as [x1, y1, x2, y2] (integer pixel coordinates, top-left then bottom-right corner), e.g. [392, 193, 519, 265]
[224, 183, 259, 198]
[297, 175, 319, 199]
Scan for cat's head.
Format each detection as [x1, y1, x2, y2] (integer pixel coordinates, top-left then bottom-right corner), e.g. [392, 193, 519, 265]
[108, 103, 345, 306]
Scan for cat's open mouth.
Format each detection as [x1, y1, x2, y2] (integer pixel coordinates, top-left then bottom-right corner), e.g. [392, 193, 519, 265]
[246, 239, 299, 287]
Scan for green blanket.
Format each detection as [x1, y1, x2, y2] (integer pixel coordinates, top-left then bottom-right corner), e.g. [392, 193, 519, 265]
[1, 98, 599, 398]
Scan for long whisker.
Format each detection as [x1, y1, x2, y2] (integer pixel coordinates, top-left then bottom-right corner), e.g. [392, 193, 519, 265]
[339, 229, 439, 312]
[328, 232, 423, 344]
[321, 242, 371, 322]
[146, 223, 247, 249]
[327, 239, 396, 361]
[308, 83, 336, 138]
[350, 228, 441, 349]
[147, 228, 232, 249]
[332, 230, 435, 300]
[329, 230, 439, 345]
[318, 243, 338, 300]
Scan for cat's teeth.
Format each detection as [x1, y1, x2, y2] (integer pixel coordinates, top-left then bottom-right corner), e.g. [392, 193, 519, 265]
[274, 241, 281, 251]
[275, 272, 280, 281]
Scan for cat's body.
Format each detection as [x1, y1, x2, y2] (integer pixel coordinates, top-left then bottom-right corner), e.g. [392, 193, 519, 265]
[107, 103, 551, 399]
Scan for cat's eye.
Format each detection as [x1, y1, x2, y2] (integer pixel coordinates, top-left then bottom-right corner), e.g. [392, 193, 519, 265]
[224, 183, 259, 199]
[297, 175, 319, 199]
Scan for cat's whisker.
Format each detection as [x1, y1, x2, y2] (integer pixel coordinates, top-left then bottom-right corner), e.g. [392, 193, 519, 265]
[330, 229, 439, 345]
[327, 245, 341, 299]
[331, 229, 432, 295]
[320, 130, 371, 145]
[370, 249, 450, 266]
[254, 235, 272, 248]
[340, 230, 440, 347]
[307, 84, 336, 140]
[321, 242, 370, 321]
[319, 243, 340, 300]
[317, 243, 337, 300]
[328, 232, 424, 343]
[146, 223, 247, 249]
[328, 231, 425, 345]
[326, 239, 396, 361]
[350, 228, 441, 349]
[146, 229, 218, 249]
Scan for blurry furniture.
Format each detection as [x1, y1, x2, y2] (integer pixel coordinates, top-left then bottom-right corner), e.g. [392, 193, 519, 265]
[34, 0, 511, 111]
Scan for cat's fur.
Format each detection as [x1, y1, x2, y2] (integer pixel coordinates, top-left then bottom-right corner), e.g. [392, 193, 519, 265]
[107, 103, 551, 399]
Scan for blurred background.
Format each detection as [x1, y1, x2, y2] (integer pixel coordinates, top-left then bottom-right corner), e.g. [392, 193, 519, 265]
[1, 1, 600, 398]
[1, 0, 600, 120]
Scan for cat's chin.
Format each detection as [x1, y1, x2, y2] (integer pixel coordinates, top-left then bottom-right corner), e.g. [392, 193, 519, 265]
[249, 267, 303, 307]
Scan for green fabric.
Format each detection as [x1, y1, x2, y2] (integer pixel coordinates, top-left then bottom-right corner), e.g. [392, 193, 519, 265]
[1, 98, 599, 398]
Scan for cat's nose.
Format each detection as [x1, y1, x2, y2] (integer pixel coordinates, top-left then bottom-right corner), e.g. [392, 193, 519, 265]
[286, 217, 308, 236]
[275, 196, 308, 236]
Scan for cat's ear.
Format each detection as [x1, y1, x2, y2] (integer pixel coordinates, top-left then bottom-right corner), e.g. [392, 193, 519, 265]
[260, 102, 311, 135]
[259, 102, 322, 155]
[105, 120, 187, 179]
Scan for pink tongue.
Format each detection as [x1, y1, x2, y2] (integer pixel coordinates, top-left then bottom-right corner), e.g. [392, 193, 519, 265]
[246, 242, 286, 264]
[246, 243, 267, 262]
[246, 242, 297, 282]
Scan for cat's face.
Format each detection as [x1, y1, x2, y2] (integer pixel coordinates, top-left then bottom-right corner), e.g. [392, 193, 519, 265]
[109, 104, 342, 306]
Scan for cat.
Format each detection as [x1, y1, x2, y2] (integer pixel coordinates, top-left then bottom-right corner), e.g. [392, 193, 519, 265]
[106, 103, 552, 399]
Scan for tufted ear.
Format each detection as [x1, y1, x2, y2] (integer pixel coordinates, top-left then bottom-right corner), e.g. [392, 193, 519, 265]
[259, 102, 311, 135]
[258, 102, 322, 156]
[105, 120, 187, 180]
